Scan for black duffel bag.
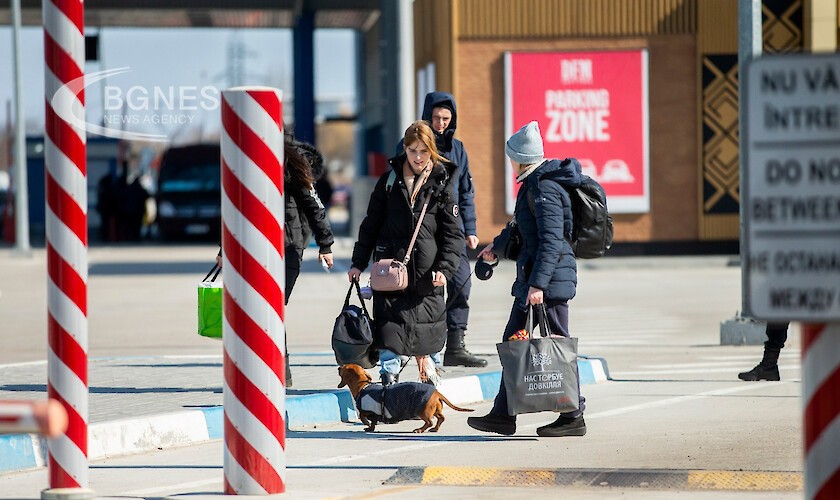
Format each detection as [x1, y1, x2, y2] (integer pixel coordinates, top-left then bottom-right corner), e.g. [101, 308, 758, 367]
[332, 279, 377, 369]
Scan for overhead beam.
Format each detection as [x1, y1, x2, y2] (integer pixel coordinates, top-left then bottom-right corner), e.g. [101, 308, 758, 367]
[12, 0, 379, 11]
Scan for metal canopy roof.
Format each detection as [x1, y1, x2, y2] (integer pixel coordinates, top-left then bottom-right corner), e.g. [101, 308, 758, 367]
[0, 0, 380, 29]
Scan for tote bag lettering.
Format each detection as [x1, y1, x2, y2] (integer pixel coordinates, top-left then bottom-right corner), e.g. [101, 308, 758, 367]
[496, 305, 580, 415]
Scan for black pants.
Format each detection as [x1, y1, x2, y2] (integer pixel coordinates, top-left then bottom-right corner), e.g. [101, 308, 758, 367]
[285, 245, 303, 305]
[766, 322, 789, 350]
[446, 247, 472, 332]
[285, 265, 300, 305]
[491, 299, 586, 418]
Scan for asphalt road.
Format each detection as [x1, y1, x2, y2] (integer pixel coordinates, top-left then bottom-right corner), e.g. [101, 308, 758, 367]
[0, 243, 802, 498]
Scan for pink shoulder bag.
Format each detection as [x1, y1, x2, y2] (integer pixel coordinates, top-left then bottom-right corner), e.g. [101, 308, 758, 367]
[370, 190, 433, 292]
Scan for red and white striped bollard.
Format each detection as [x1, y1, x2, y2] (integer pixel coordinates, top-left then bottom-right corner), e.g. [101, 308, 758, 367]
[43, 0, 90, 494]
[803, 323, 840, 500]
[220, 87, 286, 494]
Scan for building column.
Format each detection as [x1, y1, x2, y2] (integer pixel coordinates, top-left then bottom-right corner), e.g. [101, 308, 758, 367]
[293, 9, 316, 144]
[379, 0, 414, 150]
[805, 0, 838, 52]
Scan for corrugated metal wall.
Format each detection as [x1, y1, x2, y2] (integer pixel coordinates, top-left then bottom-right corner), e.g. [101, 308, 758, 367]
[458, 0, 696, 38]
[414, 0, 455, 90]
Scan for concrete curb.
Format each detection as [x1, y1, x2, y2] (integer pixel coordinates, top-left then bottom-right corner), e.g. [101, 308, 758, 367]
[0, 358, 609, 474]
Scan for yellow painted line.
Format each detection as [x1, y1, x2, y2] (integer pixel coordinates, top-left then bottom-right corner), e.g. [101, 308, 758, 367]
[687, 471, 803, 491]
[422, 466, 557, 486]
[393, 466, 803, 491]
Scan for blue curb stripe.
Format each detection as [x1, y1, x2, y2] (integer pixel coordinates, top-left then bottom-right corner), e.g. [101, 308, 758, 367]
[476, 371, 503, 401]
[578, 360, 596, 385]
[201, 406, 224, 440]
[286, 390, 359, 426]
[0, 435, 38, 472]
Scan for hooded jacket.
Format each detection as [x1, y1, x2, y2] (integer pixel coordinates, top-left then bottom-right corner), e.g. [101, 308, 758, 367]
[494, 158, 584, 305]
[351, 154, 463, 356]
[396, 92, 477, 237]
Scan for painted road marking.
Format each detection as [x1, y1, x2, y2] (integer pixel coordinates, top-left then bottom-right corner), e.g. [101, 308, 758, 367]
[385, 466, 802, 491]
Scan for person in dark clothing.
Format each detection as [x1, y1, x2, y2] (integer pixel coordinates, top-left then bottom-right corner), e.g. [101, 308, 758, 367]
[122, 175, 150, 241]
[468, 121, 588, 438]
[314, 177, 334, 211]
[349, 121, 463, 385]
[738, 322, 789, 381]
[96, 166, 120, 241]
[282, 134, 335, 296]
[217, 135, 334, 387]
[396, 91, 485, 368]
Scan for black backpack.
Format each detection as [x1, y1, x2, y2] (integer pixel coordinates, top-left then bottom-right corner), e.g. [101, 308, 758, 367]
[331, 280, 377, 369]
[567, 176, 613, 259]
[527, 166, 613, 259]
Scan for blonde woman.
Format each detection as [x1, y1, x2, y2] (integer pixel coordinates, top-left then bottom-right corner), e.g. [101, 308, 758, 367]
[348, 121, 463, 385]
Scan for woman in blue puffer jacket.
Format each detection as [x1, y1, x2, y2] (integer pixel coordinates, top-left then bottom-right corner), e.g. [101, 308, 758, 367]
[468, 121, 588, 438]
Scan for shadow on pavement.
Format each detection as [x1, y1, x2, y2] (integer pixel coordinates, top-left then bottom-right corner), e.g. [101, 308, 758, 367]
[0, 384, 222, 394]
[287, 429, 535, 442]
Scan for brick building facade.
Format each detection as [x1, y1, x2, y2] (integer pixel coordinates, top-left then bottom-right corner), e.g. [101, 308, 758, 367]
[411, 0, 827, 251]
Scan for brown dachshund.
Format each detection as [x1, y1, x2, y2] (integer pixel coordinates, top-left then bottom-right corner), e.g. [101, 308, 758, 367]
[337, 363, 473, 433]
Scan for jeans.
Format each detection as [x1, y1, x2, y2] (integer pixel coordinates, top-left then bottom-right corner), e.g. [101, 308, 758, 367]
[379, 348, 409, 376]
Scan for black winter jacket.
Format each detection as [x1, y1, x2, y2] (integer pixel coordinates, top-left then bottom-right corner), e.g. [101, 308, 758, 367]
[284, 175, 333, 267]
[396, 92, 476, 236]
[351, 155, 463, 356]
[494, 159, 584, 306]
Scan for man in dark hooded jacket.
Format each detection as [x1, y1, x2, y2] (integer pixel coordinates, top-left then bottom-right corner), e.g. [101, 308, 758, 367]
[397, 91, 486, 368]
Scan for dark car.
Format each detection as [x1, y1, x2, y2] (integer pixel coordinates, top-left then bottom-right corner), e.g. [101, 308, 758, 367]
[155, 144, 221, 241]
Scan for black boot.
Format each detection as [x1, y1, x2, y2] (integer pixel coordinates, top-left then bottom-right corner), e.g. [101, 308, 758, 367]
[443, 330, 488, 367]
[467, 412, 516, 435]
[536, 415, 587, 437]
[738, 346, 781, 381]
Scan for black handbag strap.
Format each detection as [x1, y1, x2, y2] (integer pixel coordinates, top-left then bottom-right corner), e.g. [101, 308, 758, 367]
[346, 278, 371, 319]
[203, 263, 221, 282]
[525, 303, 553, 338]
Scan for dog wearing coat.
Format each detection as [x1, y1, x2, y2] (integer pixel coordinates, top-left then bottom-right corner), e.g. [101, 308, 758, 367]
[337, 363, 473, 433]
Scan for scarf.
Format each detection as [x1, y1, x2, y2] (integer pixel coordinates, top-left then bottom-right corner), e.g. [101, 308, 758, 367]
[516, 159, 545, 183]
[403, 160, 433, 205]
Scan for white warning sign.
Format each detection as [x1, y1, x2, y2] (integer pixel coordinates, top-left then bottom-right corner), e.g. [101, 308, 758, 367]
[743, 53, 840, 321]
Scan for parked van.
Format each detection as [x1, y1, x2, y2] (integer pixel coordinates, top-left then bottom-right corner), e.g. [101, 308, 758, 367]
[155, 144, 221, 241]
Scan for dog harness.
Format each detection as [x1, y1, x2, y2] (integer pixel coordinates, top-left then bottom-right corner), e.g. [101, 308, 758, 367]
[355, 382, 436, 424]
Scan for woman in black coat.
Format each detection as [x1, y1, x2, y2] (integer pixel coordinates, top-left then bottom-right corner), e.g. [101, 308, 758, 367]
[348, 121, 463, 385]
[283, 136, 334, 297]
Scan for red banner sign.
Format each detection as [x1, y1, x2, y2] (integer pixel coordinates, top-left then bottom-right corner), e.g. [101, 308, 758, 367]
[505, 50, 649, 214]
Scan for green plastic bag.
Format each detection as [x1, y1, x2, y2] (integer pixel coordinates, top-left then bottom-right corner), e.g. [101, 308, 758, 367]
[198, 281, 223, 339]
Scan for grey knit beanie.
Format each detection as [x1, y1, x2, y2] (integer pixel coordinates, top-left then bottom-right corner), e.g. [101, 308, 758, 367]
[505, 121, 544, 165]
